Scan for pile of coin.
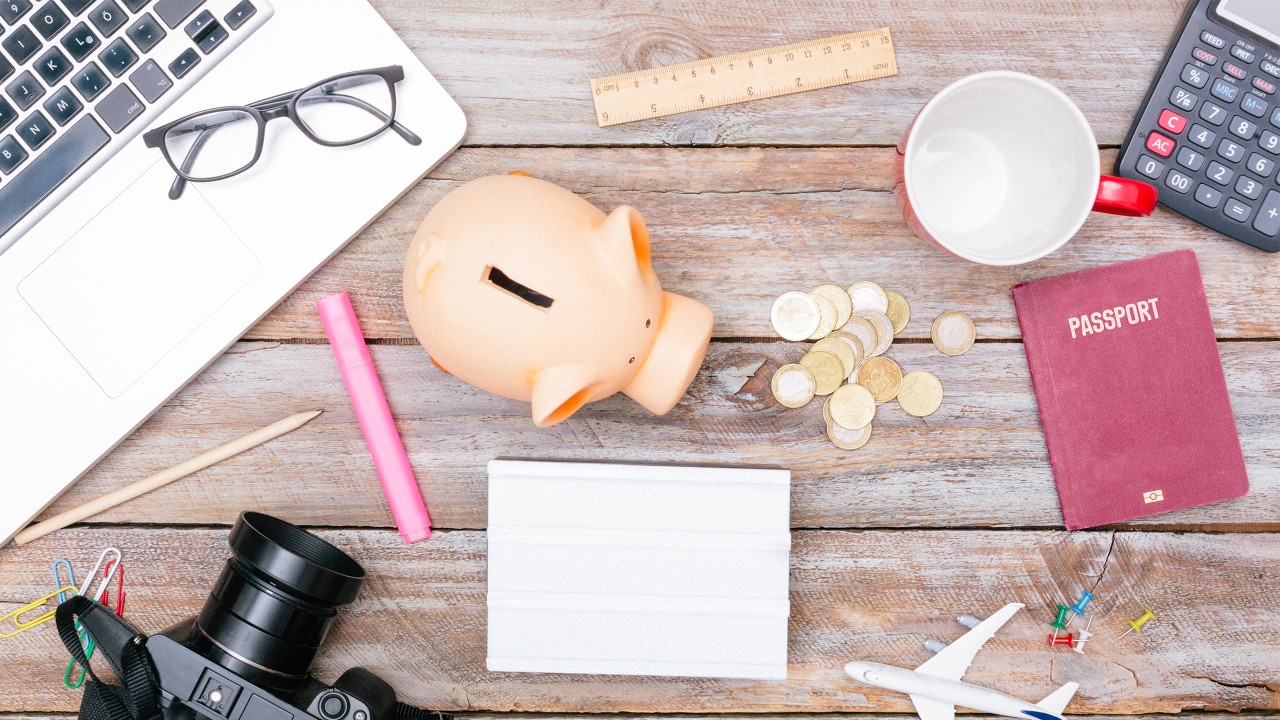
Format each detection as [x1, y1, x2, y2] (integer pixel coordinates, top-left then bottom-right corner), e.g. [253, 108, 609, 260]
[768, 281, 974, 450]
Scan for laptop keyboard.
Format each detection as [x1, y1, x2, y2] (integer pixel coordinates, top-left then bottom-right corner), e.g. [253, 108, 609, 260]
[0, 0, 270, 253]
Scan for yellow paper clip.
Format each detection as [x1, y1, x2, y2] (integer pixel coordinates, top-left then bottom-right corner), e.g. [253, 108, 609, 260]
[0, 584, 77, 638]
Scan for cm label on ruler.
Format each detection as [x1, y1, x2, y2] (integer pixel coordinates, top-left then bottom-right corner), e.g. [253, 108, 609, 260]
[590, 28, 898, 127]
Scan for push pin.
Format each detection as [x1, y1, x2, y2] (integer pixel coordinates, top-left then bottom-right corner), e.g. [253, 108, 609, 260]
[1117, 609, 1155, 639]
[1073, 618, 1094, 655]
[1050, 604, 1070, 640]
[1066, 590, 1094, 623]
[1047, 632, 1075, 649]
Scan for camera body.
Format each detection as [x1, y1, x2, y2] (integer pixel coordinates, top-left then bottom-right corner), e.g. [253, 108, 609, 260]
[138, 513, 405, 720]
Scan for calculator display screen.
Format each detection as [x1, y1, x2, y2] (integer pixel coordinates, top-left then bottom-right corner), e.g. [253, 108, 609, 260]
[1215, 0, 1280, 45]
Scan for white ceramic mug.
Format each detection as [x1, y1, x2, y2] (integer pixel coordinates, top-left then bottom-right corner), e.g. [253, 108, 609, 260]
[895, 71, 1157, 265]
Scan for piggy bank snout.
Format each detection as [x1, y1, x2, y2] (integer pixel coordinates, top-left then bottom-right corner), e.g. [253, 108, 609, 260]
[622, 291, 714, 416]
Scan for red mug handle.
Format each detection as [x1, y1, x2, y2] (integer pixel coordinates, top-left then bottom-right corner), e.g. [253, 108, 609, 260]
[1093, 175, 1158, 217]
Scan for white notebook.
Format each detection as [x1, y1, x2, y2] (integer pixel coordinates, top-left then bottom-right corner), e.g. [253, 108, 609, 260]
[486, 459, 792, 679]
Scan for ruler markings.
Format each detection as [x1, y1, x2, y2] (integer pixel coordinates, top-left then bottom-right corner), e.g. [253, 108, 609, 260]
[590, 27, 898, 127]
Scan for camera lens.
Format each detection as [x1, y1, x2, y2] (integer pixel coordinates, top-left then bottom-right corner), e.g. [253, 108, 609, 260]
[190, 512, 365, 693]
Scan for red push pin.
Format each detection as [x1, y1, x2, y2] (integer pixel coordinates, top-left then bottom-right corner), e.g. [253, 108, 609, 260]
[1047, 632, 1076, 649]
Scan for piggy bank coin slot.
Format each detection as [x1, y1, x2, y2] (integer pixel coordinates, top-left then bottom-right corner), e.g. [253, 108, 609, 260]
[485, 266, 555, 309]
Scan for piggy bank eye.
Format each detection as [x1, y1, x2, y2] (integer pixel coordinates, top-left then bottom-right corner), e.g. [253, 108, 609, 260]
[485, 266, 554, 309]
[646, 318, 651, 328]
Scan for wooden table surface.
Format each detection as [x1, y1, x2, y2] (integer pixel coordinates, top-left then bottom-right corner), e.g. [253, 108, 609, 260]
[4, 0, 1279, 717]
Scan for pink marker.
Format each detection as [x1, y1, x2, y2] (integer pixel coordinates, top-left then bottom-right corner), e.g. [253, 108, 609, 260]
[317, 292, 432, 542]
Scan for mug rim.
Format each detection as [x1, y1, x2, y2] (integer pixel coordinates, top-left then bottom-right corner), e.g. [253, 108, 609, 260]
[902, 71, 1100, 266]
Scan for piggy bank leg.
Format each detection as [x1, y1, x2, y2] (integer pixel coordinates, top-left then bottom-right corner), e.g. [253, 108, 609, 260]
[622, 291, 714, 416]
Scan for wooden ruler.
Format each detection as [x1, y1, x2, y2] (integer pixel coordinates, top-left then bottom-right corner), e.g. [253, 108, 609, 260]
[590, 28, 897, 127]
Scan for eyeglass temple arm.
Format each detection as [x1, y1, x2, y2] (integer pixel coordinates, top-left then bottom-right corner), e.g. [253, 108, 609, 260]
[166, 125, 219, 200]
[294, 93, 422, 145]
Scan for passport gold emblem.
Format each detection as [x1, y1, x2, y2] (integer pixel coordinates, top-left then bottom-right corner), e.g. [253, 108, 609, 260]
[1143, 490, 1164, 503]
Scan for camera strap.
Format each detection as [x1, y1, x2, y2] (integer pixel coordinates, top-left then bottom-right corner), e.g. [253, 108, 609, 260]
[56, 596, 163, 720]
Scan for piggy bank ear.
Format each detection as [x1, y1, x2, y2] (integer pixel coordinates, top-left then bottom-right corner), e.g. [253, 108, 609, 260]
[530, 364, 597, 427]
[411, 231, 448, 292]
[598, 205, 653, 279]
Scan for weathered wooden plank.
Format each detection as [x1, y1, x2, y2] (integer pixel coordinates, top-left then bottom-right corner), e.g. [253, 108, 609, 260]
[1, 528, 1276, 713]
[8, 717, 1280, 720]
[30, 341, 1279, 532]
[370, 0, 1177, 146]
[249, 147, 1279, 342]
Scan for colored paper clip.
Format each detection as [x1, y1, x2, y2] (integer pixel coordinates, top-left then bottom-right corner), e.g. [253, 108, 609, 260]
[52, 559, 77, 603]
[0, 585, 78, 638]
[80, 548, 122, 603]
[100, 560, 125, 617]
[64, 627, 96, 689]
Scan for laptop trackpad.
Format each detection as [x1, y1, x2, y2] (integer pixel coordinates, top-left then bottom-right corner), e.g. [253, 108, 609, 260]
[18, 161, 261, 398]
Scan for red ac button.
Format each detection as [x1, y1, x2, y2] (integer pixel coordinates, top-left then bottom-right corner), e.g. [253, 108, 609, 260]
[1158, 109, 1187, 134]
[1146, 131, 1176, 157]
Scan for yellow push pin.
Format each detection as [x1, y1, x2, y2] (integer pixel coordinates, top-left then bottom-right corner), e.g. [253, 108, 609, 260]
[1117, 609, 1155, 639]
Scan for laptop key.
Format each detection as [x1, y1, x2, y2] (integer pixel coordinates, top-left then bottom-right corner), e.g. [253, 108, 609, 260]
[182, 7, 211, 36]
[17, 110, 53, 149]
[0, 0, 32, 24]
[71, 61, 109, 100]
[153, 0, 203, 28]
[0, 133, 27, 173]
[127, 58, 169, 102]
[3, 25, 42, 64]
[125, 12, 165, 52]
[167, 45, 197, 77]
[62, 0, 96, 14]
[195, 20, 224, 53]
[98, 36, 136, 76]
[0, 115, 108, 237]
[121, 0, 148, 9]
[223, 0, 253, 29]
[0, 53, 14, 84]
[0, 97, 16, 130]
[60, 21, 99, 61]
[34, 45, 71, 85]
[5, 70, 43, 110]
[88, 0, 125, 36]
[30, 1, 68, 39]
[94, 81, 141, 131]
[42, 85, 80, 124]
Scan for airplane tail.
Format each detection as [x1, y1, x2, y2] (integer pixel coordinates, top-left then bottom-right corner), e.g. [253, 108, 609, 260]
[1036, 682, 1080, 716]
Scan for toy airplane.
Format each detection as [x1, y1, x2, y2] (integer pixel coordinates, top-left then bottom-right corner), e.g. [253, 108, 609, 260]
[845, 603, 1079, 720]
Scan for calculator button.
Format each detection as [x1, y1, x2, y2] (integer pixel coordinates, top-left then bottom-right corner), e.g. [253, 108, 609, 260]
[1224, 197, 1252, 222]
[1146, 131, 1175, 157]
[1188, 123, 1216, 148]
[1254, 191, 1280, 237]
[1195, 183, 1223, 208]
[1171, 86, 1198, 111]
[1201, 31, 1226, 49]
[1261, 130, 1280, 154]
[1247, 152, 1276, 177]
[1200, 101, 1227, 125]
[1231, 46, 1256, 64]
[1136, 154, 1164, 179]
[1177, 146, 1205, 171]
[1223, 62, 1247, 80]
[1256, 77, 1277, 95]
[1263, 60, 1280, 79]
[1219, 137, 1246, 161]
[1240, 95, 1268, 119]
[1230, 115, 1257, 139]
[1236, 175, 1264, 199]
[1193, 47, 1217, 65]
[1207, 160, 1234, 185]
[1272, 108, 1280, 128]
[1181, 64, 1209, 88]
[1158, 109, 1187, 134]
[1165, 170, 1193, 193]
[1212, 79, 1240, 103]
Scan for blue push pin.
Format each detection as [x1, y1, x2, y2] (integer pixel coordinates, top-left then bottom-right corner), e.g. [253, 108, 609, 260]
[1066, 590, 1095, 624]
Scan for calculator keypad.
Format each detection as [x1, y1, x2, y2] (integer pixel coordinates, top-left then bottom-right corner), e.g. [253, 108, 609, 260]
[1119, 8, 1280, 250]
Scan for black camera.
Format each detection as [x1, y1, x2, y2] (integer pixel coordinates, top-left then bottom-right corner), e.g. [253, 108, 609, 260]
[144, 512, 411, 720]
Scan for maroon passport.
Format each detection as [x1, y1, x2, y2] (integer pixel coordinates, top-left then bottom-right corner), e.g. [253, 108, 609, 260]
[1012, 249, 1248, 529]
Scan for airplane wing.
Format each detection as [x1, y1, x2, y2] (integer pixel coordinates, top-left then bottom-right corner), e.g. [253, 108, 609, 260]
[909, 694, 956, 720]
[914, 603, 1024, 681]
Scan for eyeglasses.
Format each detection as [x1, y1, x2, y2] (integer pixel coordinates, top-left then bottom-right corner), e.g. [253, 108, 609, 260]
[143, 65, 421, 200]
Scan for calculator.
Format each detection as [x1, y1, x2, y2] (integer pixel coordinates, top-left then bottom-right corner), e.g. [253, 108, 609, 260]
[1117, 0, 1280, 251]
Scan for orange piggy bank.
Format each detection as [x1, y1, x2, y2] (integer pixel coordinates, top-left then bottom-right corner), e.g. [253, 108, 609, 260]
[404, 174, 714, 427]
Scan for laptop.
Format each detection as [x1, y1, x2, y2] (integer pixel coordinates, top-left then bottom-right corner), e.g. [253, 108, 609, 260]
[0, 0, 466, 543]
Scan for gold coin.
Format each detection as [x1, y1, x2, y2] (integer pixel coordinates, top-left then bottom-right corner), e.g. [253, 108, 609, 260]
[771, 292, 821, 341]
[856, 356, 903, 403]
[800, 350, 844, 396]
[827, 331, 865, 379]
[852, 308, 894, 356]
[770, 364, 816, 408]
[932, 311, 976, 356]
[884, 290, 911, 335]
[847, 281, 889, 313]
[827, 420, 872, 450]
[897, 370, 944, 417]
[822, 393, 834, 426]
[828, 383, 876, 429]
[808, 293, 838, 340]
[812, 337, 857, 377]
[840, 317, 879, 362]
[812, 284, 853, 328]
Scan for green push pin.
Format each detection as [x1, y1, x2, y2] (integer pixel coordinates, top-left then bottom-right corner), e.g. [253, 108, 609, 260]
[1050, 604, 1070, 640]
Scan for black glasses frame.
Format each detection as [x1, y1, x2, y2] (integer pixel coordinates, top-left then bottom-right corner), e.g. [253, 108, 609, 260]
[142, 65, 421, 199]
